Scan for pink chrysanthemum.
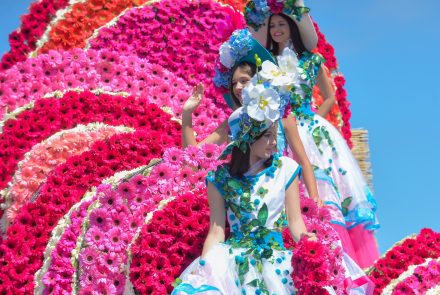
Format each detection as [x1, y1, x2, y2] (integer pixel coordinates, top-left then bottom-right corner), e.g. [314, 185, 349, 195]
[80, 247, 99, 268]
[116, 181, 136, 200]
[106, 227, 127, 253]
[162, 147, 184, 166]
[85, 227, 106, 251]
[150, 162, 176, 181]
[98, 252, 121, 273]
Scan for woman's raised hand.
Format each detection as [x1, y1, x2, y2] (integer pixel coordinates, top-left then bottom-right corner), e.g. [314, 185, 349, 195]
[183, 83, 204, 113]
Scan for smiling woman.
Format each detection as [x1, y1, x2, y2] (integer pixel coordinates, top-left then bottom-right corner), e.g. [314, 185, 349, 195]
[310, 0, 440, 255]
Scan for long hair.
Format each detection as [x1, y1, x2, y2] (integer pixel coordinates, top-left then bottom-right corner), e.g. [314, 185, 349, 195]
[229, 62, 257, 108]
[266, 13, 307, 56]
[229, 129, 274, 178]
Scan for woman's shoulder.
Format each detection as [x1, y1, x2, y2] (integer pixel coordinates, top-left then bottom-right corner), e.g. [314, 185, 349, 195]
[277, 156, 300, 178]
[207, 163, 231, 182]
[279, 156, 299, 168]
[300, 50, 325, 65]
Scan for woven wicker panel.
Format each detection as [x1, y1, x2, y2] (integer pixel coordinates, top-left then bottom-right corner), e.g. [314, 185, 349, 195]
[351, 128, 374, 191]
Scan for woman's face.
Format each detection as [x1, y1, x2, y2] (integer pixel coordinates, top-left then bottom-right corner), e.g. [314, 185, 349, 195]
[231, 67, 252, 105]
[250, 124, 278, 160]
[269, 14, 290, 45]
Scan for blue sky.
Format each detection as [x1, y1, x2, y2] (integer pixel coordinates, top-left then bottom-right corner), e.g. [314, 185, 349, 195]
[1, 1, 439, 254]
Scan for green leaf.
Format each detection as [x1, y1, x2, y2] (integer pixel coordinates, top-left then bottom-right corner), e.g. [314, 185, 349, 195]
[227, 179, 242, 190]
[342, 197, 353, 209]
[256, 260, 263, 273]
[172, 277, 182, 288]
[257, 204, 268, 225]
[341, 197, 353, 216]
[238, 257, 249, 284]
[241, 191, 251, 205]
[261, 248, 273, 259]
[229, 202, 242, 219]
[312, 127, 323, 148]
[247, 279, 259, 287]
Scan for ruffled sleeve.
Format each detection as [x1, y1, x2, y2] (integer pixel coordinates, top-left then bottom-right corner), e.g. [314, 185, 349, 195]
[299, 51, 325, 85]
[205, 165, 228, 196]
[281, 157, 302, 190]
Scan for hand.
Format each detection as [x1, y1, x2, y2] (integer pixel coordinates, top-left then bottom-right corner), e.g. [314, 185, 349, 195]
[313, 197, 324, 207]
[183, 84, 204, 112]
[304, 232, 317, 242]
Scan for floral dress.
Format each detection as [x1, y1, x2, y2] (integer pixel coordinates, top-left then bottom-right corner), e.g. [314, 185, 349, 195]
[172, 155, 302, 294]
[282, 50, 380, 267]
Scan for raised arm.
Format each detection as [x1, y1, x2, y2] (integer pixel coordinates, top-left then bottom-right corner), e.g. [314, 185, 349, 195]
[182, 84, 229, 148]
[315, 65, 336, 118]
[282, 116, 321, 203]
[293, 0, 318, 51]
[201, 182, 226, 258]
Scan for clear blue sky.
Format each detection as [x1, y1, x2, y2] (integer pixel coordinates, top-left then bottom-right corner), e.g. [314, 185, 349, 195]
[1, 1, 439, 254]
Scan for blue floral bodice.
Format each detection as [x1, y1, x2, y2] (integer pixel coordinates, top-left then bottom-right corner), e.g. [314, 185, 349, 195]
[291, 51, 325, 118]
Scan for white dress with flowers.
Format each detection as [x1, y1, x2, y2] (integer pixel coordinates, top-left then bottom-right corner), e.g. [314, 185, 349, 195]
[172, 155, 368, 295]
[282, 51, 380, 267]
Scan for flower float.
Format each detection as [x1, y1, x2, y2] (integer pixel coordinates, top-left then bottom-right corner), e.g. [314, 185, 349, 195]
[367, 228, 440, 294]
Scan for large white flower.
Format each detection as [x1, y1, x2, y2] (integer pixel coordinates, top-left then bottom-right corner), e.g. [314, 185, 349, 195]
[219, 44, 235, 69]
[243, 82, 280, 122]
[260, 47, 300, 87]
[278, 47, 300, 74]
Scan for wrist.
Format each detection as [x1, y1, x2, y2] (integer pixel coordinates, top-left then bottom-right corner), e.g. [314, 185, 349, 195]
[182, 108, 194, 115]
[289, 5, 311, 22]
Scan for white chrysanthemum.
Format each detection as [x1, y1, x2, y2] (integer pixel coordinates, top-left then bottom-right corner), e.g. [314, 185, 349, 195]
[219, 44, 235, 69]
[260, 47, 300, 87]
[243, 82, 280, 122]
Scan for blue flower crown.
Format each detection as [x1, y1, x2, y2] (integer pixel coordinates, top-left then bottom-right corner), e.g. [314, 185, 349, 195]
[213, 29, 255, 89]
[213, 29, 276, 108]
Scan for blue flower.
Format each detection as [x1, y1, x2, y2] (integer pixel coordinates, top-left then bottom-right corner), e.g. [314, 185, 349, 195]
[245, 0, 271, 30]
[213, 68, 231, 88]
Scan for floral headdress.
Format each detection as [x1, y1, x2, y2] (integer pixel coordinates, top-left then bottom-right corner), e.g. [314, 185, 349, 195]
[244, 0, 310, 31]
[213, 29, 276, 108]
[220, 47, 302, 158]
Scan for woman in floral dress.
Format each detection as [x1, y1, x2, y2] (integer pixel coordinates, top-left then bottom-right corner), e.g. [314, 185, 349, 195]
[245, 0, 380, 267]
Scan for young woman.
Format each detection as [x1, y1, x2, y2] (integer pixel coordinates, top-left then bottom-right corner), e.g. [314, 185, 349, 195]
[182, 29, 321, 204]
[176, 69, 319, 293]
[264, 12, 380, 267]
[173, 82, 372, 293]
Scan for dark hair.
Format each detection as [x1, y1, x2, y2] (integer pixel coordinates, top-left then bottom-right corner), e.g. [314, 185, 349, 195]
[229, 129, 274, 178]
[229, 62, 257, 108]
[266, 13, 307, 56]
